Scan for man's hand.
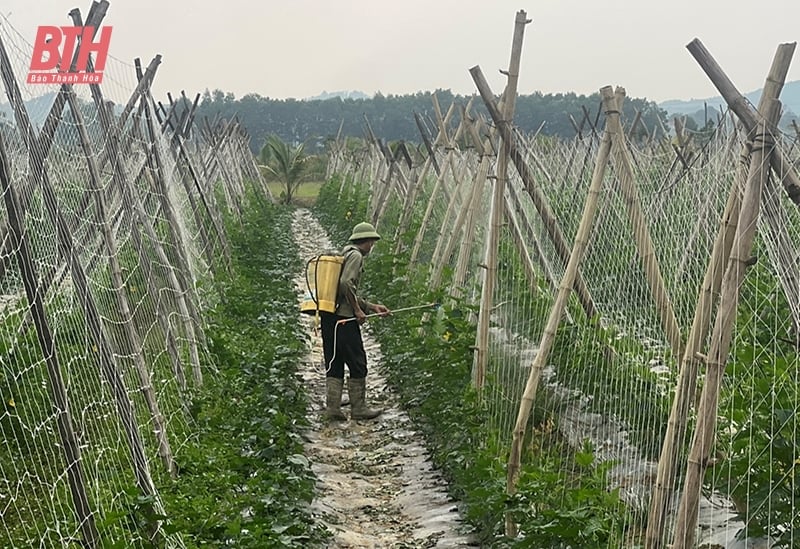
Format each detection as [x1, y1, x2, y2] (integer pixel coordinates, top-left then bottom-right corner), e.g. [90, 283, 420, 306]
[372, 303, 391, 317]
[355, 307, 367, 325]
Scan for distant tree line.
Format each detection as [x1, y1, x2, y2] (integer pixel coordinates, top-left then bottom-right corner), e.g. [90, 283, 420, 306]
[192, 88, 669, 154]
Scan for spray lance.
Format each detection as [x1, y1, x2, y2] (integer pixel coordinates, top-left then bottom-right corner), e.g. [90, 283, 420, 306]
[335, 302, 441, 325]
[321, 302, 440, 374]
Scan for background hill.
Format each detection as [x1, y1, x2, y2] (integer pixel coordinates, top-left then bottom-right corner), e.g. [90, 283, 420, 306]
[3, 81, 799, 153]
[305, 90, 369, 101]
[658, 79, 800, 122]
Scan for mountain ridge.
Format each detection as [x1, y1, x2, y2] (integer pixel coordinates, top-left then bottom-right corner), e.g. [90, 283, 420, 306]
[658, 79, 800, 117]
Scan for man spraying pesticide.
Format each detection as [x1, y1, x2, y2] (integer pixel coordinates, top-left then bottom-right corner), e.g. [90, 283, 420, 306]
[300, 221, 389, 421]
[301, 222, 439, 421]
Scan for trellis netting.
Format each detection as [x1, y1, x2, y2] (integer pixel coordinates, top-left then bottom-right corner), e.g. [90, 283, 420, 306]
[0, 13, 252, 547]
[332, 91, 800, 546]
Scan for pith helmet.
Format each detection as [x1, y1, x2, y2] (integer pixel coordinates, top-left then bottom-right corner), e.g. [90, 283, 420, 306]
[348, 222, 381, 241]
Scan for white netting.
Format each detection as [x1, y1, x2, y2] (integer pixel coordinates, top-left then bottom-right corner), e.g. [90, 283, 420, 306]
[351, 91, 800, 547]
[0, 13, 250, 547]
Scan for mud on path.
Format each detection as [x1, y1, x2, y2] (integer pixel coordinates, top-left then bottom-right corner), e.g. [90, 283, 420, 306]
[292, 209, 476, 549]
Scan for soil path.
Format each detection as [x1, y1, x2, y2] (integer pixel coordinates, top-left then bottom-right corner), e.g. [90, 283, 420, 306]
[292, 209, 476, 549]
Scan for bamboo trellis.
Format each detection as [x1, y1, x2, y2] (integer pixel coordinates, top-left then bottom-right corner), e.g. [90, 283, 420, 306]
[332, 16, 800, 545]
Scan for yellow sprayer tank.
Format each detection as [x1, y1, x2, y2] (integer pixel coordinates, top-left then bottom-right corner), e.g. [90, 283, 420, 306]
[300, 254, 344, 315]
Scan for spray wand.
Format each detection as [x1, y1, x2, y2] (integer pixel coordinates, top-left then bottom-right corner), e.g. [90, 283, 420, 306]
[322, 302, 440, 374]
[335, 302, 440, 325]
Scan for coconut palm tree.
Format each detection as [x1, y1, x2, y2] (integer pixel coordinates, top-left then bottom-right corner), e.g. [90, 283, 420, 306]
[259, 135, 306, 204]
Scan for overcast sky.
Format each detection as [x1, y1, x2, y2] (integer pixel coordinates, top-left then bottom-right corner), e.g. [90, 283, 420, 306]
[3, 0, 800, 104]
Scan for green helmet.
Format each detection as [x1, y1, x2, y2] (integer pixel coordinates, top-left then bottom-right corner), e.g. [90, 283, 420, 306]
[348, 222, 381, 241]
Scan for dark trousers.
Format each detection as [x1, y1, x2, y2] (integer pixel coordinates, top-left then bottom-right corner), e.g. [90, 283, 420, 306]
[320, 313, 368, 380]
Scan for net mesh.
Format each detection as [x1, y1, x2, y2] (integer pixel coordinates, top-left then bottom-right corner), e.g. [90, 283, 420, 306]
[349, 92, 800, 546]
[0, 13, 252, 547]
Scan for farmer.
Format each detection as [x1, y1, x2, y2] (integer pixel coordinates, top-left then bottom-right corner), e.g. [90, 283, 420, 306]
[322, 221, 390, 421]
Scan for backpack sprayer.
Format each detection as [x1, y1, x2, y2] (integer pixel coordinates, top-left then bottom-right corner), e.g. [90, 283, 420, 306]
[299, 253, 440, 323]
[299, 253, 440, 374]
[299, 253, 344, 321]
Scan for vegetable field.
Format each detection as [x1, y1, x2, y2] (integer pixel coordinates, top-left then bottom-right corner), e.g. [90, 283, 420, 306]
[1, 4, 799, 549]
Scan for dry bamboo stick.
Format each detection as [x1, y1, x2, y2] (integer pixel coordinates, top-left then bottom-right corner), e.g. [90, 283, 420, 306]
[671, 98, 781, 549]
[430, 117, 490, 290]
[453, 142, 492, 291]
[430, 150, 473, 267]
[469, 66, 597, 318]
[65, 86, 176, 477]
[394, 104, 457, 248]
[646, 45, 795, 548]
[505, 85, 614, 538]
[645, 158, 743, 548]
[607, 87, 684, 358]
[0, 130, 100, 549]
[474, 10, 530, 394]
[409, 112, 468, 265]
[687, 39, 800, 206]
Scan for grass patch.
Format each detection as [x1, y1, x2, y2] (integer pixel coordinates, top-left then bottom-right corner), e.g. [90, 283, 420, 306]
[267, 181, 324, 206]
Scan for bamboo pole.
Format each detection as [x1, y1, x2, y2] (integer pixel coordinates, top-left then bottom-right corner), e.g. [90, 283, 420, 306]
[505, 129, 561, 294]
[430, 117, 491, 291]
[85, 67, 201, 390]
[686, 39, 800, 206]
[409, 106, 467, 265]
[505, 85, 615, 538]
[1, 27, 162, 540]
[429, 148, 472, 268]
[502, 189, 541, 299]
[469, 66, 597, 319]
[164, 119, 232, 270]
[645, 45, 796, 548]
[607, 87, 684, 358]
[140, 89, 206, 320]
[644, 156, 743, 548]
[371, 141, 397, 226]
[671, 98, 781, 549]
[0, 132, 100, 549]
[65, 86, 176, 477]
[473, 10, 530, 392]
[393, 106, 456, 248]
[453, 141, 492, 292]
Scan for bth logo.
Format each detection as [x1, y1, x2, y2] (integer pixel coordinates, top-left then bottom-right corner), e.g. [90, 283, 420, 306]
[27, 26, 112, 85]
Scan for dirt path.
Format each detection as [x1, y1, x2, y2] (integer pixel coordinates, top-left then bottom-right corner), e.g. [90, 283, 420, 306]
[292, 209, 476, 549]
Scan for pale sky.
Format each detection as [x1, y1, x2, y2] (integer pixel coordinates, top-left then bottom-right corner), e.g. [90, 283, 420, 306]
[2, 0, 800, 105]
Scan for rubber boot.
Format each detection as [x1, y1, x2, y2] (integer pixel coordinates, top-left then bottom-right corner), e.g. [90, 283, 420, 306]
[324, 378, 347, 421]
[348, 377, 381, 420]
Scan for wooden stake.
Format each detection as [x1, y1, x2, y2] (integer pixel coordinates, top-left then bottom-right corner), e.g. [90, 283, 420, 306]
[686, 39, 800, 206]
[0, 131, 100, 549]
[606, 87, 684, 358]
[470, 66, 597, 319]
[65, 85, 176, 477]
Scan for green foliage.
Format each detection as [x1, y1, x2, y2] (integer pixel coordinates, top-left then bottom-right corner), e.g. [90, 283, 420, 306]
[314, 178, 635, 546]
[259, 135, 307, 205]
[158, 199, 328, 548]
[507, 442, 633, 548]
